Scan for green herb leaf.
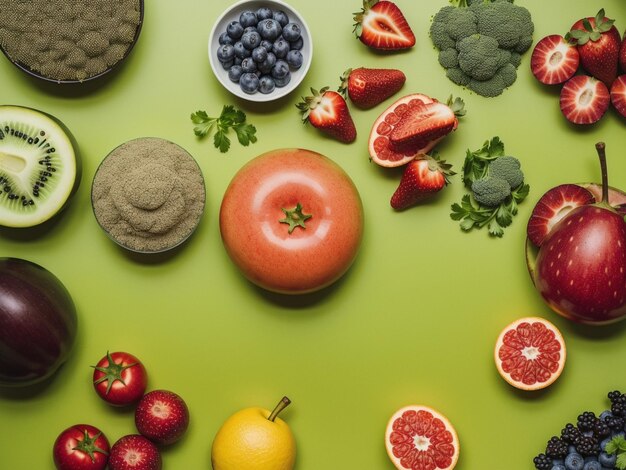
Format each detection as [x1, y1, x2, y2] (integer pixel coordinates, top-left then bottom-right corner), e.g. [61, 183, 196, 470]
[462, 136, 505, 187]
[191, 105, 257, 153]
[617, 452, 626, 470]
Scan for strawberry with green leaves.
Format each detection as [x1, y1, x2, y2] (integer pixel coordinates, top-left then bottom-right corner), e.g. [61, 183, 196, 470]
[353, 0, 415, 51]
[339, 67, 406, 109]
[390, 153, 455, 210]
[297, 87, 357, 143]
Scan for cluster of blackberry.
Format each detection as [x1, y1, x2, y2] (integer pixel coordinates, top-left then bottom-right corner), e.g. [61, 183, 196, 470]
[533, 391, 626, 470]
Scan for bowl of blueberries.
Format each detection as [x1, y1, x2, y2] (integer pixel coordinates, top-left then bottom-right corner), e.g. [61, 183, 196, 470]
[208, 0, 312, 102]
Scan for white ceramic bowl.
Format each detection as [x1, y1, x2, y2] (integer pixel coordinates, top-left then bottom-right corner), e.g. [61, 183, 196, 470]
[208, 0, 313, 102]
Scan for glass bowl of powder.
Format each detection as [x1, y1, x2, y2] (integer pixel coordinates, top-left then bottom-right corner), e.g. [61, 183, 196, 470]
[0, 0, 144, 83]
[91, 137, 206, 254]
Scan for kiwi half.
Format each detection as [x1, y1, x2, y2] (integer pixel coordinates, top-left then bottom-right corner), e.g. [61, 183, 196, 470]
[0, 106, 80, 227]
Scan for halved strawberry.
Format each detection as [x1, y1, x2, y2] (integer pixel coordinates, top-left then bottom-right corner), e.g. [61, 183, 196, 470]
[388, 97, 465, 154]
[526, 184, 596, 247]
[339, 67, 406, 109]
[530, 35, 580, 85]
[559, 75, 610, 125]
[353, 0, 415, 51]
[390, 153, 455, 210]
[297, 87, 357, 143]
[610, 75, 626, 118]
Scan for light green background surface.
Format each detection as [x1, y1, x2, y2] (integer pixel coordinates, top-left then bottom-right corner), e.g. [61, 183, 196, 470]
[1, 1, 626, 468]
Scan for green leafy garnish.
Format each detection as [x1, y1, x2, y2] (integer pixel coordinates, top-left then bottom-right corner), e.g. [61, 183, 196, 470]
[450, 137, 529, 237]
[191, 105, 257, 153]
[606, 435, 626, 469]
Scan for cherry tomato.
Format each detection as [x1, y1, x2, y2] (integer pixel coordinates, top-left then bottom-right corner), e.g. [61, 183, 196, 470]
[220, 148, 364, 294]
[53, 424, 110, 470]
[92, 351, 147, 406]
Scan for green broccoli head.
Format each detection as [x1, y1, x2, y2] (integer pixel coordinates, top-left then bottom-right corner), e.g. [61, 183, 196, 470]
[457, 34, 511, 81]
[446, 67, 471, 86]
[473, 1, 534, 52]
[438, 48, 459, 69]
[489, 156, 524, 189]
[430, 7, 457, 50]
[468, 63, 517, 97]
[430, 7, 478, 50]
[471, 177, 511, 207]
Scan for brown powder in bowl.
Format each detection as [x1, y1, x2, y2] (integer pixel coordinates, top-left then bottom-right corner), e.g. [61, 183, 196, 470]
[0, 0, 142, 82]
[92, 138, 206, 253]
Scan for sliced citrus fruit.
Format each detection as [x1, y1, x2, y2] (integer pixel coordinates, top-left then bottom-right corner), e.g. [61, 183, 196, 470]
[385, 405, 459, 470]
[494, 317, 566, 391]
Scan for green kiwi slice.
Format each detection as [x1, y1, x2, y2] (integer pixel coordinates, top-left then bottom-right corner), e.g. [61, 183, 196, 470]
[0, 105, 80, 227]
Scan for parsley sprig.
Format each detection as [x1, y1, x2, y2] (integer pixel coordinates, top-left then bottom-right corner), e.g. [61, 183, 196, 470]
[606, 435, 626, 469]
[450, 137, 529, 237]
[191, 105, 257, 153]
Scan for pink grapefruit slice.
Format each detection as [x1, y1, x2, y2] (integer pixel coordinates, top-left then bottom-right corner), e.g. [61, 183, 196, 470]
[494, 317, 566, 391]
[385, 405, 459, 470]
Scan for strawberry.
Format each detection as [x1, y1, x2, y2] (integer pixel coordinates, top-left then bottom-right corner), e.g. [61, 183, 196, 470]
[567, 9, 621, 87]
[559, 75, 610, 125]
[353, 0, 415, 51]
[135, 390, 190, 446]
[108, 435, 161, 470]
[297, 87, 357, 143]
[390, 153, 455, 210]
[611, 75, 626, 118]
[530, 35, 580, 85]
[339, 67, 406, 109]
[527, 184, 596, 247]
[620, 34, 626, 74]
[388, 97, 465, 154]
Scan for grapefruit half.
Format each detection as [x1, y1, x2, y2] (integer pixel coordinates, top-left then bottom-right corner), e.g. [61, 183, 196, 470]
[494, 317, 566, 391]
[385, 405, 459, 470]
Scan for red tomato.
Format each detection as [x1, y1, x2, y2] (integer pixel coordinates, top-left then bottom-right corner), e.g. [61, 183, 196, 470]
[220, 148, 364, 294]
[53, 424, 110, 470]
[92, 351, 147, 406]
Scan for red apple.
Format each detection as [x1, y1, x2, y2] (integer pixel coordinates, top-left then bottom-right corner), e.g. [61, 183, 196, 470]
[526, 143, 626, 324]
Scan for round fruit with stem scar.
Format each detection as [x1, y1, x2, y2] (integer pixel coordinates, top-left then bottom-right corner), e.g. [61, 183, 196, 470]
[219, 148, 363, 294]
[494, 317, 566, 391]
[211, 396, 296, 470]
[385, 405, 459, 470]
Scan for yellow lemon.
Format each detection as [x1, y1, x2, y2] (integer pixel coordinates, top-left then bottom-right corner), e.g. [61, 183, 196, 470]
[211, 397, 296, 470]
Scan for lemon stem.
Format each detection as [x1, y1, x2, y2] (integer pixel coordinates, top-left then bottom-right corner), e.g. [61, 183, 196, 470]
[268, 396, 291, 422]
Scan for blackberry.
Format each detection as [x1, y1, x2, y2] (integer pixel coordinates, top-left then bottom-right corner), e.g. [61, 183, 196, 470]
[575, 434, 600, 456]
[561, 423, 582, 444]
[577, 411, 597, 432]
[609, 391, 626, 417]
[608, 390, 623, 402]
[533, 453, 552, 470]
[545, 436, 568, 459]
[604, 414, 625, 431]
[592, 418, 611, 438]
[612, 401, 626, 418]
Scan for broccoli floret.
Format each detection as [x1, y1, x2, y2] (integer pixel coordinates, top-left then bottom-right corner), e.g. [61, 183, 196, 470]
[509, 52, 521, 68]
[430, 7, 457, 50]
[473, 1, 534, 52]
[446, 67, 471, 86]
[445, 8, 478, 42]
[457, 34, 510, 81]
[468, 63, 517, 97]
[471, 177, 511, 207]
[489, 156, 524, 189]
[438, 48, 459, 69]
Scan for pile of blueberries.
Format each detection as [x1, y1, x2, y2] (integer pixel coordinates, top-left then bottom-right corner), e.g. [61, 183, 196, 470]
[533, 391, 626, 470]
[216, 7, 305, 95]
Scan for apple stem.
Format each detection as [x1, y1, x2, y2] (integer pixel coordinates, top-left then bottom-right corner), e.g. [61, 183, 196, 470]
[595, 142, 609, 204]
[268, 396, 291, 422]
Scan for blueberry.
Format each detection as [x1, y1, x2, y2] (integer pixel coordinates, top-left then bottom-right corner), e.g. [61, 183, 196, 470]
[260, 39, 273, 53]
[234, 57, 243, 66]
[289, 36, 304, 50]
[226, 21, 244, 39]
[233, 41, 251, 59]
[286, 49, 303, 69]
[282, 22, 301, 42]
[239, 72, 259, 94]
[251, 46, 267, 63]
[220, 59, 234, 70]
[257, 18, 282, 41]
[216, 44, 235, 62]
[243, 26, 258, 35]
[271, 59, 289, 79]
[272, 38, 290, 59]
[599, 410, 613, 420]
[228, 65, 243, 82]
[582, 461, 601, 470]
[241, 31, 261, 50]
[256, 7, 273, 21]
[241, 57, 257, 73]
[551, 465, 566, 470]
[598, 452, 616, 467]
[239, 10, 257, 28]
[219, 32, 234, 45]
[565, 453, 584, 470]
[258, 75, 275, 94]
[274, 73, 291, 88]
[272, 10, 289, 27]
[258, 52, 276, 74]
